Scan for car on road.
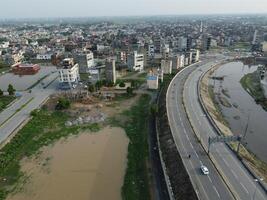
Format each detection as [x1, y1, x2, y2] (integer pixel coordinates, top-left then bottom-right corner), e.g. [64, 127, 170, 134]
[200, 165, 209, 175]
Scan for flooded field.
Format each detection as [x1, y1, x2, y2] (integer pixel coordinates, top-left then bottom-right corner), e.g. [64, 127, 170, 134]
[0, 66, 57, 91]
[212, 62, 267, 162]
[7, 126, 129, 200]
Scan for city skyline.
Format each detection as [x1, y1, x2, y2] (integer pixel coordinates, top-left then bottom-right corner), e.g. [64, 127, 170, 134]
[1, 0, 267, 19]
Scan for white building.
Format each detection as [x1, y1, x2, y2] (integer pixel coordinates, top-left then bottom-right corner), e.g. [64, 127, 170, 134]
[127, 51, 144, 72]
[161, 59, 173, 74]
[172, 54, 185, 69]
[74, 51, 94, 73]
[147, 70, 159, 90]
[59, 58, 80, 89]
[36, 53, 53, 60]
[262, 42, 267, 55]
[191, 49, 200, 63]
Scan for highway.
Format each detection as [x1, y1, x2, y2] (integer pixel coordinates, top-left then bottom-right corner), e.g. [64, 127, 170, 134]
[166, 60, 234, 200]
[0, 72, 58, 144]
[182, 60, 266, 200]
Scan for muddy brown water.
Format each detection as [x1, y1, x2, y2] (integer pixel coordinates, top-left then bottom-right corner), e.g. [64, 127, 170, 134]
[7, 127, 129, 200]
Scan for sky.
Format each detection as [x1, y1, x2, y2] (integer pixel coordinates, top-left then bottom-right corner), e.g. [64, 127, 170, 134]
[1, 0, 267, 19]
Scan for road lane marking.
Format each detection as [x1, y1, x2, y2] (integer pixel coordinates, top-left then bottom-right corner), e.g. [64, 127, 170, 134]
[240, 182, 249, 194]
[208, 175, 213, 183]
[213, 186, 221, 198]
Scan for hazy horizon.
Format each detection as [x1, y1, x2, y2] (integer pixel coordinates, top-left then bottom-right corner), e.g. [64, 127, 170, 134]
[1, 0, 267, 19]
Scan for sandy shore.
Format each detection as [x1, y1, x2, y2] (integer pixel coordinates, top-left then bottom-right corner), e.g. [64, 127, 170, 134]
[7, 126, 129, 200]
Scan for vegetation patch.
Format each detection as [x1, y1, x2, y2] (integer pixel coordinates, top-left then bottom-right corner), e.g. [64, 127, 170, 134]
[240, 71, 267, 111]
[0, 108, 100, 200]
[0, 96, 15, 112]
[109, 94, 151, 200]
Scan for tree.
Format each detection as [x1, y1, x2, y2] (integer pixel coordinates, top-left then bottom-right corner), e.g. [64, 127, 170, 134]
[7, 84, 15, 96]
[88, 84, 95, 93]
[126, 87, 133, 95]
[119, 82, 125, 88]
[0, 89, 3, 97]
[56, 97, 71, 110]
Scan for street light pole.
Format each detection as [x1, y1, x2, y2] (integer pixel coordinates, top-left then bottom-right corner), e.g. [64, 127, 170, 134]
[236, 112, 250, 155]
[252, 178, 264, 200]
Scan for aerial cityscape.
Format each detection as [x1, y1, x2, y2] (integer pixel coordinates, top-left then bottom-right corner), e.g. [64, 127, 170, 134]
[0, 0, 267, 200]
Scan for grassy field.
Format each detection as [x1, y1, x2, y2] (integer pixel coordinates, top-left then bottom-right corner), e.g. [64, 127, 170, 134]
[240, 71, 267, 110]
[110, 94, 151, 200]
[0, 109, 100, 199]
[0, 96, 16, 112]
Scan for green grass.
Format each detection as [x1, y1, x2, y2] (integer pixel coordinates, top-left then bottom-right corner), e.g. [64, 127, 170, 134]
[0, 96, 16, 112]
[240, 72, 267, 110]
[0, 109, 100, 199]
[109, 94, 151, 200]
[0, 67, 10, 74]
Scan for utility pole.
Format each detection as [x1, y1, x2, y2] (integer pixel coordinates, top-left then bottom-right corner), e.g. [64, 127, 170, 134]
[253, 178, 263, 200]
[236, 112, 250, 155]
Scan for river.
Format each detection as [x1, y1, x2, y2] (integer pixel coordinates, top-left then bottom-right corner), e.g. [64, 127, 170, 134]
[211, 62, 267, 163]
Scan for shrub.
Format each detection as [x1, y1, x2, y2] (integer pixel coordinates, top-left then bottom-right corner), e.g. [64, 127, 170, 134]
[55, 98, 71, 110]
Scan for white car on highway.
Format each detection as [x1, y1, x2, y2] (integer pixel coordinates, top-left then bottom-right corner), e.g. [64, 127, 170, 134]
[200, 165, 209, 175]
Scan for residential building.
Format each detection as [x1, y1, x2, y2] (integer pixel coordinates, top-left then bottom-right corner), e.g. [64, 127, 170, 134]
[147, 70, 159, 90]
[191, 49, 200, 63]
[127, 51, 144, 72]
[105, 58, 116, 83]
[74, 51, 94, 73]
[58, 58, 80, 89]
[161, 59, 173, 74]
[172, 54, 185, 69]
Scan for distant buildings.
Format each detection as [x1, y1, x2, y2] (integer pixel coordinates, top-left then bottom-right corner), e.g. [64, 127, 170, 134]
[105, 58, 116, 83]
[127, 51, 144, 72]
[12, 63, 40, 75]
[58, 58, 80, 89]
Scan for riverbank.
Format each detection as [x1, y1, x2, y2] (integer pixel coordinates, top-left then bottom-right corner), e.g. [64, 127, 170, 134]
[240, 71, 267, 111]
[109, 94, 151, 200]
[200, 63, 267, 183]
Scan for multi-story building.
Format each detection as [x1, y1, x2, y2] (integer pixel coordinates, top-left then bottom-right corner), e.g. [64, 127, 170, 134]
[127, 51, 144, 72]
[147, 74, 159, 90]
[191, 49, 200, 63]
[74, 51, 94, 73]
[172, 54, 185, 70]
[161, 59, 172, 74]
[58, 58, 80, 89]
[105, 58, 116, 83]
[202, 35, 211, 51]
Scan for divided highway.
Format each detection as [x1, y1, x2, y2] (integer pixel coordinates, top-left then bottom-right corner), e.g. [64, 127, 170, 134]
[182, 60, 266, 200]
[0, 73, 58, 144]
[166, 60, 234, 200]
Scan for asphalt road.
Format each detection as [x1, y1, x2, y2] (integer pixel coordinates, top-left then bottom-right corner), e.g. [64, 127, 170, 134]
[183, 61, 266, 200]
[166, 60, 234, 200]
[0, 72, 58, 144]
